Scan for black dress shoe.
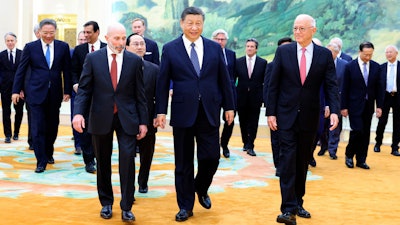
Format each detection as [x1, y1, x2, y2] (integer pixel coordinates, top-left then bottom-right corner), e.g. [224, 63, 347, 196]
[329, 153, 338, 160]
[356, 162, 370, 169]
[5, 137, 11, 143]
[317, 148, 326, 156]
[48, 157, 55, 164]
[175, 209, 193, 222]
[35, 167, 45, 173]
[374, 145, 381, 152]
[100, 205, 112, 219]
[345, 156, 354, 168]
[13, 134, 18, 140]
[242, 147, 248, 151]
[85, 162, 96, 173]
[222, 148, 230, 158]
[122, 210, 135, 222]
[277, 212, 296, 225]
[197, 193, 212, 209]
[297, 206, 311, 218]
[139, 186, 148, 193]
[391, 150, 400, 156]
[247, 149, 256, 156]
[309, 158, 316, 167]
[29, 145, 34, 150]
[74, 147, 82, 155]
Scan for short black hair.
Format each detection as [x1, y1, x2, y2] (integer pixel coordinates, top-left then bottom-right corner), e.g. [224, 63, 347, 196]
[84, 21, 100, 33]
[277, 37, 293, 46]
[359, 41, 374, 51]
[181, 6, 205, 21]
[39, 18, 57, 29]
[126, 33, 140, 46]
[246, 38, 258, 49]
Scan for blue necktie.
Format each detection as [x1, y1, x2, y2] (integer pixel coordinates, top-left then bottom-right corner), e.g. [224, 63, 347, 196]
[362, 63, 368, 86]
[190, 43, 200, 76]
[45, 44, 51, 68]
[387, 64, 395, 92]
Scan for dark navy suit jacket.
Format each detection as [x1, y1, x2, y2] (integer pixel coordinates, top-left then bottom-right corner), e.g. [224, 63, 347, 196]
[12, 39, 71, 105]
[143, 37, 160, 65]
[224, 48, 237, 109]
[156, 35, 234, 128]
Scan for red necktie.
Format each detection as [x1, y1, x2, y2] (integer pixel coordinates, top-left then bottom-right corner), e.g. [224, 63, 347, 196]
[300, 48, 306, 85]
[91, 44, 95, 52]
[111, 54, 118, 113]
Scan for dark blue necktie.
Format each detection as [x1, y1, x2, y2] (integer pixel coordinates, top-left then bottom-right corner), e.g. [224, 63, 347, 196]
[45, 44, 51, 68]
[190, 43, 200, 76]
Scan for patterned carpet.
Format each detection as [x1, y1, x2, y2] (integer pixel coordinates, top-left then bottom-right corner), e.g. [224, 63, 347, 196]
[0, 123, 399, 225]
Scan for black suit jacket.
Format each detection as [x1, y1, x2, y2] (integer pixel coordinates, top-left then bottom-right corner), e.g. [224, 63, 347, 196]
[74, 48, 148, 135]
[224, 48, 237, 108]
[266, 42, 339, 132]
[143, 37, 160, 65]
[143, 60, 159, 135]
[236, 55, 267, 108]
[339, 52, 353, 62]
[0, 49, 22, 91]
[71, 42, 107, 85]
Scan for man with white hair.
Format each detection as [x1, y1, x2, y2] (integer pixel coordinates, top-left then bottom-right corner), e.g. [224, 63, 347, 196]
[330, 37, 353, 62]
[212, 29, 236, 158]
[373, 45, 400, 156]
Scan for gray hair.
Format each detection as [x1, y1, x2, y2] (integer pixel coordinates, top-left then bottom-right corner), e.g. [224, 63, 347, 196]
[330, 37, 343, 49]
[211, 29, 229, 40]
[39, 18, 57, 29]
[327, 42, 340, 53]
[385, 45, 398, 53]
[4, 32, 17, 40]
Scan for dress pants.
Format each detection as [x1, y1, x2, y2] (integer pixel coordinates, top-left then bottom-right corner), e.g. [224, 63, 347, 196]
[237, 105, 261, 149]
[270, 129, 280, 169]
[1, 87, 24, 137]
[29, 93, 61, 168]
[346, 105, 374, 163]
[92, 113, 136, 211]
[220, 111, 235, 149]
[70, 92, 81, 149]
[137, 133, 156, 188]
[328, 115, 342, 154]
[278, 117, 315, 214]
[173, 103, 220, 211]
[375, 92, 400, 150]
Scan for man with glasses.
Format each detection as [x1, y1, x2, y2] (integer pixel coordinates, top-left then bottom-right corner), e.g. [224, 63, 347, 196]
[211, 29, 236, 158]
[267, 14, 339, 225]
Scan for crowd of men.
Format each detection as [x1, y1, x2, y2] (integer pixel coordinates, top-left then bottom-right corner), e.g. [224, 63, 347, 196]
[0, 6, 399, 225]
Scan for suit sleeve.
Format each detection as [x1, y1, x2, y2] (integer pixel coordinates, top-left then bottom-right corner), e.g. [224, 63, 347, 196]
[73, 54, 93, 116]
[263, 62, 273, 112]
[340, 63, 351, 110]
[156, 46, 172, 115]
[375, 65, 384, 108]
[266, 48, 281, 116]
[61, 43, 72, 95]
[71, 48, 82, 85]
[323, 52, 340, 115]
[134, 59, 148, 125]
[218, 47, 235, 111]
[12, 44, 30, 94]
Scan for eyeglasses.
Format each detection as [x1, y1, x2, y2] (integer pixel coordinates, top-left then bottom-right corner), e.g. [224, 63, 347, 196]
[293, 27, 313, 32]
[213, 38, 227, 41]
[130, 42, 145, 47]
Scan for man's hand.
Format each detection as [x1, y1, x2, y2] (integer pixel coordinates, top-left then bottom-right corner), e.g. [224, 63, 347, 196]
[225, 110, 234, 125]
[341, 109, 348, 117]
[12, 94, 20, 105]
[63, 94, 70, 102]
[136, 125, 147, 140]
[329, 113, 339, 131]
[268, 116, 278, 131]
[324, 106, 330, 118]
[72, 114, 85, 133]
[376, 108, 382, 118]
[154, 114, 166, 129]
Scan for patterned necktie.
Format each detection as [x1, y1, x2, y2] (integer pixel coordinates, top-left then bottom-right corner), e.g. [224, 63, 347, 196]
[45, 44, 51, 68]
[363, 63, 368, 86]
[247, 57, 252, 78]
[111, 54, 118, 113]
[300, 48, 306, 85]
[190, 43, 200, 76]
[387, 64, 395, 92]
[91, 44, 95, 52]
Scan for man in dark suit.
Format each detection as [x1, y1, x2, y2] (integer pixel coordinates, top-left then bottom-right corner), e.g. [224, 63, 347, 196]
[264, 37, 293, 176]
[266, 14, 339, 225]
[330, 37, 352, 62]
[71, 21, 107, 173]
[0, 32, 24, 143]
[155, 7, 234, 222]
[72, 23, 148, 222]
[131, 18, 160, 65]
[341, 41, 384, 170]
[126, 33, 159, 194]
[373, 45, 400, 156]
[236, 38, 267, 157]
[12, 19, 72, 173]
[323, 42, 348, 160]
[211, 28, 236, 158]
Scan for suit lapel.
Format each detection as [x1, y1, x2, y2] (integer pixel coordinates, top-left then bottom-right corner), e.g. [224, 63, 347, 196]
[175, 37, 199, 78]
